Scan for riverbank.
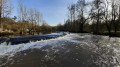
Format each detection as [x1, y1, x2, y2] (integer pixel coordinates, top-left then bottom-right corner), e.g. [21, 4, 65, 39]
[93, 31, 120, 37]
[0, 32, 52, 38]
[0, 32, 14, 37]
[76, 31, 120, 37]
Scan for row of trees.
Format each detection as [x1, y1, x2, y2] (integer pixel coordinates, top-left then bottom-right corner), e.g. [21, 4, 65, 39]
[18, 1, 43, 35]
[62, 0, 120, 36]
[0, 0, 53, 36]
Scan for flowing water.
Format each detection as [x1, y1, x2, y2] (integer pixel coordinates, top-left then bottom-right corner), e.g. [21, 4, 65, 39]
[0, 33, 120, 67]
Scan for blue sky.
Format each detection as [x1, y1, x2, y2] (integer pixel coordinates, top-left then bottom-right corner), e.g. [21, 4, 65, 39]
[10, 0, 78, 26]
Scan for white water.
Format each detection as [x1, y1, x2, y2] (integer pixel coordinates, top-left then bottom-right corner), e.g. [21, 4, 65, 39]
[0, 33, 120, 67]
[0, 34, 78, 57]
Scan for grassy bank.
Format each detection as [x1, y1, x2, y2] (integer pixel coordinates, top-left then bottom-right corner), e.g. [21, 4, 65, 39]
[96, 31, 120, 37]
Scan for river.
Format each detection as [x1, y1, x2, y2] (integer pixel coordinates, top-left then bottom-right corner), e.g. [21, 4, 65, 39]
[0, 33, 120, 67]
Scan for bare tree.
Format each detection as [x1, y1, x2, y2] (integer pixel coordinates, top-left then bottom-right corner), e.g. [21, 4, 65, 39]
[103, 0, 112, 36]
[76, 0, 89, 33]
[34, 9, 43, 34]
[68, 4, 76, 32]
[18, 1, 28, 35]
[0, 0, 13, 18]
[111, 0, 120, 34]
[0, 0, 13, 29]
[28, 8, 35, 35]
[90, 0, 104, 34]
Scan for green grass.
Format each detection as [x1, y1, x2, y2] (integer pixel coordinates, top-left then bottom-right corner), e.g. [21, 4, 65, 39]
[103, 31, 120, 33]
[102, 31, 120, 36]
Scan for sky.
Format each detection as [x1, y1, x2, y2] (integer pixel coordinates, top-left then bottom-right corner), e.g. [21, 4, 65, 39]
[10, 0, 78, 26]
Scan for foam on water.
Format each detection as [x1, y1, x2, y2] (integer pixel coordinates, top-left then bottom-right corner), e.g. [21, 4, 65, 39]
[0, 33, 120, 67]
[0, 34, 79, 57]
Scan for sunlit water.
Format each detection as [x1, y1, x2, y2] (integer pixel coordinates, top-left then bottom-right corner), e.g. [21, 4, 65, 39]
[0, 33, 120, 67]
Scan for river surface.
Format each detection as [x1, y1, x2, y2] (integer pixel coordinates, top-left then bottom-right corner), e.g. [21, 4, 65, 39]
[0, 33, 120, 67]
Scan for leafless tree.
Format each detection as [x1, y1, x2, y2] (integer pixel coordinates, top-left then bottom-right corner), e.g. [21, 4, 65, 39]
[0, 0, 13, 18]
[34, 9, 43, 34]
[90, 0, 104, 34]
[68, 4, 76, 32]
[111, 0, 120, 34]
[28, 8, 35, 35]
[0, 0, 13, 29]
[76, 0, 89, 33]
[18, 1, 28, 35]
[103, 0, 112, 36]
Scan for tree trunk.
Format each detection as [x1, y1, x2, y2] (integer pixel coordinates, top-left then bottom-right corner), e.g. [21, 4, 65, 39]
[106, 23, 111, 36]
[96, 9, 100, 34]
[80, 23, 84, 33]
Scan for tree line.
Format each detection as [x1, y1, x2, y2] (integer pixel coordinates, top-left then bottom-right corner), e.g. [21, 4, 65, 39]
[18, 1, 43, 35]
[0, 0, 52, 36]
[58, 0, 120, 36]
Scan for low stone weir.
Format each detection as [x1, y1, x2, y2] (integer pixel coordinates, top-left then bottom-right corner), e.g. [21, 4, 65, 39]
[0, 32, 67, 45]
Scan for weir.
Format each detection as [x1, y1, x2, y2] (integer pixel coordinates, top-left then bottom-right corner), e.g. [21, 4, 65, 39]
[0, 32, 67, 45]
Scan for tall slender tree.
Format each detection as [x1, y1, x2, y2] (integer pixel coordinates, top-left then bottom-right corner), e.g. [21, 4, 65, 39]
[90, 0, 105, 34]
[68, 4, 76, 32]
[18, 1, 27, 35]
[76, 0, 89, 33]
[0, 0, 13, 29]
[103, 0, 112, 36]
